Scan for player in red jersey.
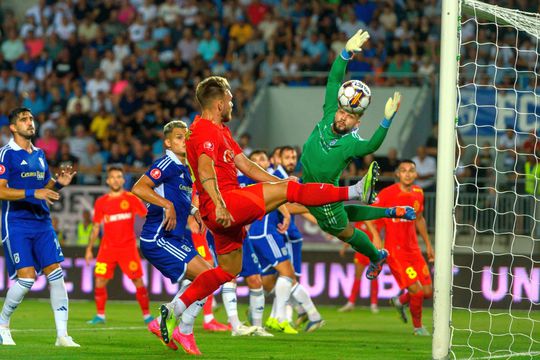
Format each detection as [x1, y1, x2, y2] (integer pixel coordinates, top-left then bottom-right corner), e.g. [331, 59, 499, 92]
[374, 160, 435, 336]
[85, 166, 152, 325]
[159, 75, 387, 330]
[338, 221, 381, 313]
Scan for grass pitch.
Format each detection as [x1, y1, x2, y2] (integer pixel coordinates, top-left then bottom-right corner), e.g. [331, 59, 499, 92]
[0, 299, 537, 359]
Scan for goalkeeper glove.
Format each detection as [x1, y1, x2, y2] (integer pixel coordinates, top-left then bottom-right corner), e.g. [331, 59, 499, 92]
[385, 206, 416, 220]
[340, 29, 370, 60]
[380, 92, 402, 128]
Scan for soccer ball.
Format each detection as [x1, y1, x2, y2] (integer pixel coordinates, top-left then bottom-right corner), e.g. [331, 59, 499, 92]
[337, 80, 371, 115]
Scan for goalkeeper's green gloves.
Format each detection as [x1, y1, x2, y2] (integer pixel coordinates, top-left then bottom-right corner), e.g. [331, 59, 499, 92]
[340, 29, 370, 60]
[380, 92, 402, 128]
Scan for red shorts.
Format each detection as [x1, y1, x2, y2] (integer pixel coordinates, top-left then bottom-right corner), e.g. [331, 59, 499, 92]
[95, 245, 143, 280]
[386, 251, 432, 289]
[191, 230, 213, 262]
[201, 183, 266, 255]
[354, 252, 370, 266]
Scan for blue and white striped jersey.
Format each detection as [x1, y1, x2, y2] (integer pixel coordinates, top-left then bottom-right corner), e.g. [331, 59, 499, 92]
[273, 165, 302, 241]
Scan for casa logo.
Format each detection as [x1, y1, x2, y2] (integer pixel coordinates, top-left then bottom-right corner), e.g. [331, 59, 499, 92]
[120, 200, 130, 210]
[223, 149, 234, 163]
[203, 141, 214, 151]
[21, 171, 45, 180]
[0, 165, 5, 175]
[150, 168, 161, 179]
[129, 261, 139, 271]
[179, 184, 193, 193]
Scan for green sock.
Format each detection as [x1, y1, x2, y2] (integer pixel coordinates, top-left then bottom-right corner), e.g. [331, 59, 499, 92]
[344, 228, 380, 263]
[344, 204, 387, 221]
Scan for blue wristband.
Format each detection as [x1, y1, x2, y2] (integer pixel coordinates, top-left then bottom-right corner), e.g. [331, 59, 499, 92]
[25, 189, 35, 199]
[54, 182, 64, 191]
[340, 49, 353, 60]
[380, 117, 392, 129]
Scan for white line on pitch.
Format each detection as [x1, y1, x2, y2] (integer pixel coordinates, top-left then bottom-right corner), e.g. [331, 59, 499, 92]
[11, 326, 146, 333]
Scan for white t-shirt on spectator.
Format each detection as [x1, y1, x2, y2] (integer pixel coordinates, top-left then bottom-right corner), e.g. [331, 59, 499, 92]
[158, 4, 180, 24]
[412, 155, 437, 189]
[100, 58, 123, 81]
[55, 21, 76, 41]
[67, 96, 91, 115]
[86, 79, 111, 99]
[129, 23, 147, 43]
[139, 4, 157, 23]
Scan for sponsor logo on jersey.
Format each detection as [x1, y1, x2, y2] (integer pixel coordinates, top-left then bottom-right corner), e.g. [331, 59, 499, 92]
[0, 164, 5, 175]
[20, 160, 28, 165]
[413, 200, 420, 212]
[103, 212, 133, 223]
[179, 184, 193, 193]
[21, 171, 45, 180]
[203, 141, 214, 151]
[120, 200, 130, 210]
[150, 168, 161, 179]
[223, 149, 234, 163]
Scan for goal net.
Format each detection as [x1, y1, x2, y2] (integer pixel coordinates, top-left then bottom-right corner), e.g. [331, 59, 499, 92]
[450, 0, 540, 359]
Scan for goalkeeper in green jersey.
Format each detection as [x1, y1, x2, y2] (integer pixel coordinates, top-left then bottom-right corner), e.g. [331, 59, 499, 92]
[300, 29, 415, 279]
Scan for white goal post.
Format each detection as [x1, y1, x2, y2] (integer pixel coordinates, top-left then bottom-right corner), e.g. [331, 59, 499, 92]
[433, 1, 540, 359]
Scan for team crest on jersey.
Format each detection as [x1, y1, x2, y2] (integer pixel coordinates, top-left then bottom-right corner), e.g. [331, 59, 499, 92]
[329, 139, 338, 146]
[120, 200, 130, 210]
[203, 141, 214, 151]
[0, 164, 5, 175]
[150, 168, 161, 179]
[223, 149, 234, 163]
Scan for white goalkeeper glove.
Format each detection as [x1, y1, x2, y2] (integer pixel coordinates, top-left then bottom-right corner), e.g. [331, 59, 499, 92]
[381, 92, 401, 127]
[341, 29, 370, 60]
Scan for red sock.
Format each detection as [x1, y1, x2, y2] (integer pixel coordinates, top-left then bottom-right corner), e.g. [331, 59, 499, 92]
[286, 181, 349, 206]
[348, 278, 361, 304]
[409, 291, 424, 328]
[203, 294, 214, 319]
[136, 286, 150, 316]
[399, 291, 410, 305]
[95, 287, 107, 316]
[179, 267, 235, 309]
[370, 279, 379, 305]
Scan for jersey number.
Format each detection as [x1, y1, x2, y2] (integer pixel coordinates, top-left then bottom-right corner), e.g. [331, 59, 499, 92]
[405, 266, 417, 280]
[95, 262, 108, 275]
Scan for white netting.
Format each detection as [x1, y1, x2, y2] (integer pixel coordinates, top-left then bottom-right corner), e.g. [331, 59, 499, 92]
[452, 0, 540, 359]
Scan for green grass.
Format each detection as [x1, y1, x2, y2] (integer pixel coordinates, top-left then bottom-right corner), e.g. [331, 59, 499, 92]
[0, 300, 538, 359]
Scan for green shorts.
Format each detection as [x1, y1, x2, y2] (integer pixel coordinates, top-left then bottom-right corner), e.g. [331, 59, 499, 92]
[308, 202, 349, 236]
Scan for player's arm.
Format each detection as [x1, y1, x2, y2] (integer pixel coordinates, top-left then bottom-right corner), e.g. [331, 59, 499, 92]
[45, 164, 77, 191]
[0, 178, 60, 205]
[85, 222, 101, 265]
[132, 175, 176, 231]
[365, 220, 383, 249]
[416, 211, 434, 262]
[234, 153, 282, 183]
[322, 30, 370, 121]
[198, 153, 234, 227]
[276, 204, 291, 234]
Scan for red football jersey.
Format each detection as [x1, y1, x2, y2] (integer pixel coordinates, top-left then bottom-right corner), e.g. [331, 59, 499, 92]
[93, 191, 147, 247]
[186, 115, 243, 208]
[374, 183, 424, 255]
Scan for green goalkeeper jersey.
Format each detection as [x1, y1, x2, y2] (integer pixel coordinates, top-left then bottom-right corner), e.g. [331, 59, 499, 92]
[301, 56, 389, 185]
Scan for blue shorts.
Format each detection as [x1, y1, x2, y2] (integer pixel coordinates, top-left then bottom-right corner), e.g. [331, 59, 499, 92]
[286, 240, 303, 276]
[239, 238, 261, 278]
[140, 236, 198, 284]
[2, 226, 64, 279]
[250, 231, 289, 274]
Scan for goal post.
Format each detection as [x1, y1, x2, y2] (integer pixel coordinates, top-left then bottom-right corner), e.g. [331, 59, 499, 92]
[432, 0, 459, 358]
[433, 1, 540, 359]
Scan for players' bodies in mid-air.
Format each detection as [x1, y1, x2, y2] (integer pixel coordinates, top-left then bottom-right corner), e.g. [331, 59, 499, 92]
[158, 69, 384, 346]
[0, 107, 79, 347]
[299, 29, 415, 280]
[85, 166, 152, 325]
[132, 120, 214, 355]
[374, 160, 434, 336]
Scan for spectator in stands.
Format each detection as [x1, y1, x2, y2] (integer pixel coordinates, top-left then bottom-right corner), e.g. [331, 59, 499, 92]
[412, 145, 437, 192]
[1, 29, 25, 62]
[35, 128, 59, 161]
[498, 128, 519, 172]
[66, 124, 94, 160]
[425, 124, 438, 157]
[67, 83, 91, 115]
[377, 148, 400, 177]
[78, 141, 103, 185]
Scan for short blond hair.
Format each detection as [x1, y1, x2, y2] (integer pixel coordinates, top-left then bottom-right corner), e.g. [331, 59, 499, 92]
[163, 120, 188, 137]
[195, 76, 231, 109]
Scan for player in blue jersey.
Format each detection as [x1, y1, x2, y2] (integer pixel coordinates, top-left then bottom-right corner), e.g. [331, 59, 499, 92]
[0, 107, 79, 347]
[132, 120, 211, 355]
